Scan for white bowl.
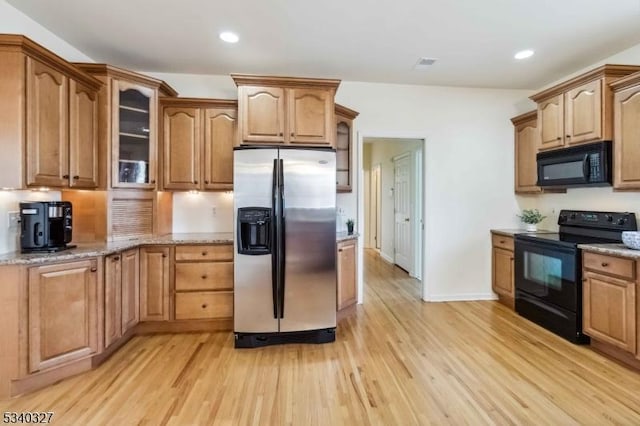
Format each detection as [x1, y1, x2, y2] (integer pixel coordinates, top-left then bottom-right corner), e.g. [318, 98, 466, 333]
[621, 231, 640, 250]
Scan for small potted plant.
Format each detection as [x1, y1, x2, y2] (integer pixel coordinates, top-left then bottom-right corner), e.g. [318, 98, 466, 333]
[518, 209, 546, 232]
[346, 218, 354, 235]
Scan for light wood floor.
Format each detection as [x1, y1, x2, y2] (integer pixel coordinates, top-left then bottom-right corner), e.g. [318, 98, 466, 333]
[2, 249, 640, 425]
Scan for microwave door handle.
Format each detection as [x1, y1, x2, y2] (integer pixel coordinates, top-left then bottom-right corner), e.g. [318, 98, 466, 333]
[582, 154, 590, 181]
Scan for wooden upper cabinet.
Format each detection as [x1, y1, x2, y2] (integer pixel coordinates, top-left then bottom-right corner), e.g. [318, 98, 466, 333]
[531, 64, 640, 153]
[511, 111, 540, 194]
[28, 259, 100, 373]
[565, 80, 602, 145]
[203, 107, 236, 190]
[69, 79, 99, 188]
[335, 104, 359, 193]
[160, 98, 237, 191]
[232, 75, 340, 147]
[163, 107, 201, 190]
[26, 58, 69, 187]
[288, 88, 333, 145]
[612, 72, 640, 190]
[240, 86, 286, 144]
[537, 95, 564, 151]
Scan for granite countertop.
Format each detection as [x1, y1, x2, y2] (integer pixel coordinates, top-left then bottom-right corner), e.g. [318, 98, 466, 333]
[0, 232, 357, 265]
[491, 229, 554, 237]
[578, 243, 640, 259]
[336, 232, 359, 242]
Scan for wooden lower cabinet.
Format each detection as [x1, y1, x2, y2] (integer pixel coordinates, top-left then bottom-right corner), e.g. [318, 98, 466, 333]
[337, 239, 357, 310]
[121, 248, 140, 334]
[104, 253, 122, 348]
[28, 259, 100, 373]
[140, 246, 171, 321]
[583, 256, 637, 354]
[174, 244, 234, 320]
[491, 233, 514, 308]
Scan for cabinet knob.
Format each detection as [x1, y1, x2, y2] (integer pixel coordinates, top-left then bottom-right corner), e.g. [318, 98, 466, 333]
[566, 135, 571, 138]
[201, 275, 207, 279]
[63, 174, 70, 179]
[601, 262, 609, 267]
[151, 179, 156, 184]
[290, 132, 294, 137]
[279, 132, 283, 137]
[194, 180, 198, 184]
[202, 251, 207, 256]
[162, 253, 167, 258]
[338, 248, 343, 252]
[201, 304, 208, 309]
[90, 267, 97, 272]
[73, 175, 80, 180]
[556, 137, 561, 141]
[204, 180, 209, 184]
[499, 240, 505, 244]
[113, 256, 120, 261]
[582, 278, 588, 282]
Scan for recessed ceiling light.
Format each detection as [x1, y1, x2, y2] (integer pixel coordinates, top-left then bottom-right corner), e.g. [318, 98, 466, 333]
[514, 49, 534, 60]
[219, 31, 239, 43]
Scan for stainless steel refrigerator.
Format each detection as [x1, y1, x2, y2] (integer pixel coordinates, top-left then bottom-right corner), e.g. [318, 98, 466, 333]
[233, 146, 337, 348]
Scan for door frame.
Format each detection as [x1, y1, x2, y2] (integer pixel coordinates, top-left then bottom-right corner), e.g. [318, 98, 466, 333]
[357, 133, 427, 303]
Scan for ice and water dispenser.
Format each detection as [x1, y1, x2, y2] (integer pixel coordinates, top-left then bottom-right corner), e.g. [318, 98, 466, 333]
[237, 207, 272, 255]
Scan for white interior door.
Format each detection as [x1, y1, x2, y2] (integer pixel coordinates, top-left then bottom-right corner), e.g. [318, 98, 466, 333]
[393, 154, 412, 271]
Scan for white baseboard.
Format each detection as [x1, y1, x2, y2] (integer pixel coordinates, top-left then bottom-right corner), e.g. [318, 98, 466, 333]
[380, 252, 394, 264]
[425, 293, 498, 302]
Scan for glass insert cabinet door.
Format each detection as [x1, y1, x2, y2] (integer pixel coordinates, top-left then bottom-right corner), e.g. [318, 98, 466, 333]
[112, 81, 157, 188]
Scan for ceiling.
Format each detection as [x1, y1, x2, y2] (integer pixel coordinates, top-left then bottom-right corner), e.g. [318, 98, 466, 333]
[8, 0, 640, 89]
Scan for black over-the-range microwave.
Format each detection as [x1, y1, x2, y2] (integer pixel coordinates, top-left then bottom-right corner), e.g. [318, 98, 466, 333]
[537, 140, 612, 188]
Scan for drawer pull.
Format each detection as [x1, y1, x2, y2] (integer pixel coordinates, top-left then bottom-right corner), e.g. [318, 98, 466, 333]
[202, 251, 208, 256]
[499, 240, 505, 244]
[201, 304, 208, 309]
[201, 275, 208, 279]
[113, 256, 120, 261]
[90, 267, 97, 272]
[601, 262, 609, 267]
[162, 253, 167, 258]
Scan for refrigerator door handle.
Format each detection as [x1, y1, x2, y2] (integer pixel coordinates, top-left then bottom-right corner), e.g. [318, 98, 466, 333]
[271, 159, 279, 319]
[278, 158, 286, 318]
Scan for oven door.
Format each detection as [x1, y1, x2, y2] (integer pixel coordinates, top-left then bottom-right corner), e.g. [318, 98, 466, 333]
[514, 238, 579, 312]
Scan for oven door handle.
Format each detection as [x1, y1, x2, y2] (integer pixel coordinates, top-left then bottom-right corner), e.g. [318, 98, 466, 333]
[582, 154, 590, 181]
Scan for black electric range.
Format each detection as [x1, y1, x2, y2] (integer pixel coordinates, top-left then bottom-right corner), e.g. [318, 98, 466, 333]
[514, 210, 637, 343]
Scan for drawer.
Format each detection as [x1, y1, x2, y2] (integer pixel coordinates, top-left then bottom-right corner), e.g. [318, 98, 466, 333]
[583, 251, 635, 280]
[175, 262, 233, 291]
[175, 244, 233, 262]
[491, 234, 514, 251]
[175, 291, 233, 320]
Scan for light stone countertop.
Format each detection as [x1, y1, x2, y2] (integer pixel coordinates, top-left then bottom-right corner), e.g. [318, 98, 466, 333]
[577, 243, 640, 259]
[490, 229, 554, 237]
[0, 232, 357, 265]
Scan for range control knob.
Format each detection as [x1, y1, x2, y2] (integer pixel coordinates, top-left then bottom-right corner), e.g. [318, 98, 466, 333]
[570, 212, 577, 220]
[559, 215, 567, 223]
[618, 217, 626, 226]
[606, 214, 613, 222]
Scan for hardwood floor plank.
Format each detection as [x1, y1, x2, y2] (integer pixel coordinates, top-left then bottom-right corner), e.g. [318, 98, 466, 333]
[1, 249, 640, 424]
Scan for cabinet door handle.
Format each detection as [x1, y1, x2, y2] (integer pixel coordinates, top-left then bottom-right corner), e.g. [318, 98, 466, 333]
[582, 278, 588, 282]
[113, 256, 120, 261]
[73, 175, 79, 180]
[338, 248, 343, 252]
[162, 253, 167, 258]
[63, 174, 70, 179]
[556, 137, 561, 141]
[201, 304, 208, 309]
[499, 240, 505, 244]
[290, 132, 294, 137]
[90, 267, 97, 272]
[279, 132, 283, 137]
[194, 180, 198, 184]
[202, 251, 208, 256]
[566, 135, 571, 138]
[151, 179, 156, 184]
[201, 275, 207, 279]
[601, 262, 609, 267]
[204, 180, 209, 184]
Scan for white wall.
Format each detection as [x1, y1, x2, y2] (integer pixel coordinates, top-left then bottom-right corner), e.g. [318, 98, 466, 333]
[172, 192, 234, 233]
[0, 0, 93, 254]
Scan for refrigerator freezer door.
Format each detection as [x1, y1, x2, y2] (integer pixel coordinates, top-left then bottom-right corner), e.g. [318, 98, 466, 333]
[278, 148, 337, 332]
[234, 148, 280, 333]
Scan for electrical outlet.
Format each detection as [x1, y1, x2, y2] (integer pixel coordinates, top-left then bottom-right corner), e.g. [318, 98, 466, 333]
[212, 206, 217, 217]
[7, 211, 19, 231]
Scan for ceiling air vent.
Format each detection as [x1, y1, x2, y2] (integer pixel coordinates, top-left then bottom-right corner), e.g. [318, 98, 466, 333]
[414, 57, 438, 70]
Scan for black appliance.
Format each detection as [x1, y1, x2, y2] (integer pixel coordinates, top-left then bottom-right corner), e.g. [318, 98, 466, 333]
[514, 210, 636, 343]
[20, 201, 75, 253]
[537, 141, 611, 188]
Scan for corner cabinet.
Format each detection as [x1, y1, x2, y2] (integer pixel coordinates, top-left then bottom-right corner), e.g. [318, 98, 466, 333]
[232, 74, 340, 147]
[612, 72, 640, 190]
[530, 64, 640, 152]
[73, 63, 178, 189]
[511, 111, 540, 194]
[161, 98, 237, 191]
[0, 35, 102, 190]
[491, 233, 514, 309]
[335, 104, 359, 193]
[28, 259, 101, 373]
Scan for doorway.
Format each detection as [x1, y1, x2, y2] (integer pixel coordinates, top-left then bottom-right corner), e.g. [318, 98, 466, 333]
[362, 137, 425, 299]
